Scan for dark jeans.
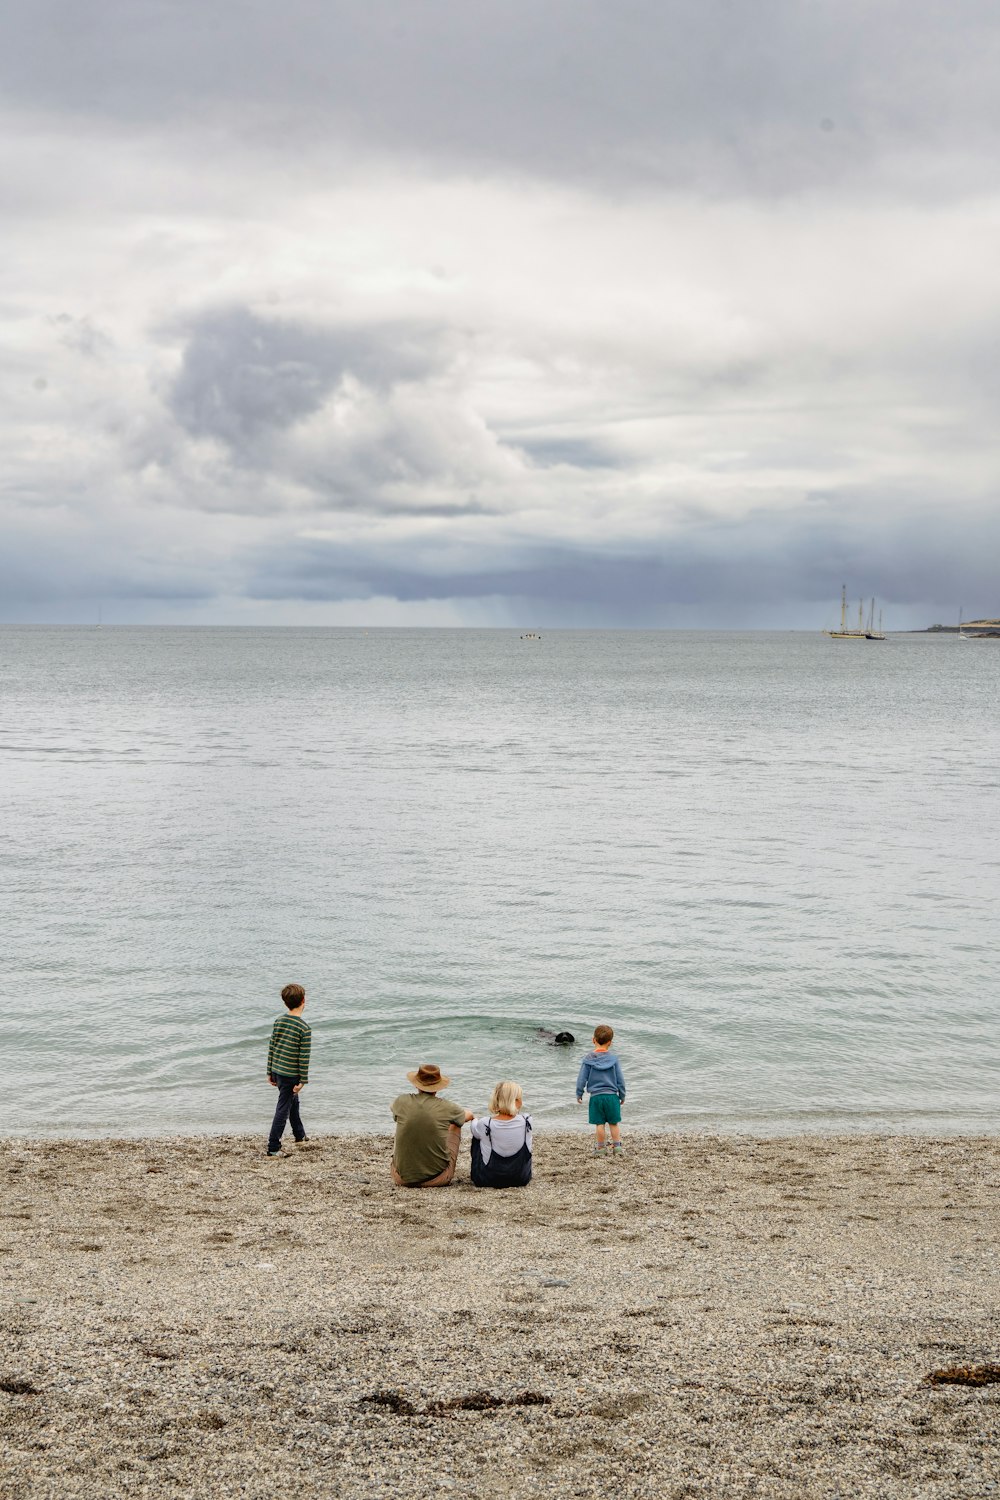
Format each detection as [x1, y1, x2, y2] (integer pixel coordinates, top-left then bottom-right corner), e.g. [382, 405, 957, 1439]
[268, 1074, 305, 1153]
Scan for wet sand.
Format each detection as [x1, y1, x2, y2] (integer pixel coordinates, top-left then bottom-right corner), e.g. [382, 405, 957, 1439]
[1, 1132, 998, 1499]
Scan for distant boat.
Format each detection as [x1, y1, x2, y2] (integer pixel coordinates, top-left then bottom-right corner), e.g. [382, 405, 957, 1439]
[824, 585, 870, 640]
[959, 608, 971, 642]
[865, 598, 886, 641]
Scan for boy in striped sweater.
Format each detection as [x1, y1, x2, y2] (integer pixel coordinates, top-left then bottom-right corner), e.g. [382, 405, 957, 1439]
[266, 983, 312, 1157]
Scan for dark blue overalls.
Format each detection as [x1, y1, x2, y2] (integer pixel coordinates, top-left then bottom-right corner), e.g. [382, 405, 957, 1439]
[470, 1118, 533, 1188]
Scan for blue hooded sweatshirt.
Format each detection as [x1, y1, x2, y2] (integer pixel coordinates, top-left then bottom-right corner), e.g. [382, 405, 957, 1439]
[575, 1049, 626, 1102]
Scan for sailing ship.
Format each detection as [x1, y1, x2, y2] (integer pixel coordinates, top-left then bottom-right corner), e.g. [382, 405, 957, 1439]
[824, 585, 883, 640]
[865, 598, 885, 641]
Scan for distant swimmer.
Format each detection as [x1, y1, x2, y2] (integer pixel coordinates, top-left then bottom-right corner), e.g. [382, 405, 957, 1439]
[536, 1028, 575, 1047]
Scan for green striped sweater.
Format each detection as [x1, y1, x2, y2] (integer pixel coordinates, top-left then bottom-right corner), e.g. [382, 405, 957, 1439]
[267, 1015, 311, 1082]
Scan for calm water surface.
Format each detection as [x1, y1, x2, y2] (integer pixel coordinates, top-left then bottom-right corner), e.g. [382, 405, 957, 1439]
[2, 628, 997, 1137]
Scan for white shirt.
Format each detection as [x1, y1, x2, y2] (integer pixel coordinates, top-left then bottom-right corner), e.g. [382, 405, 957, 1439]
[469, 1113, 533, 1166]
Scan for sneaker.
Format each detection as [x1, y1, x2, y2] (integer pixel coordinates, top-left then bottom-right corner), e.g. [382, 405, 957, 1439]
[612, 1143, 625, 1156]
[294, 1136, 310, 1145]
[592, 1143, 608, 1155]
[266, 1149, 284, 1157]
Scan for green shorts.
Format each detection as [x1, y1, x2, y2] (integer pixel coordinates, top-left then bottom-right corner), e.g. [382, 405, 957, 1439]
[588, 1094, 622, 1126]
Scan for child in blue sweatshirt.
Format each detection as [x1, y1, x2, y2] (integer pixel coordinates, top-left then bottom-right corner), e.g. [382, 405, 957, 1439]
[575, 1024, 627, 1155]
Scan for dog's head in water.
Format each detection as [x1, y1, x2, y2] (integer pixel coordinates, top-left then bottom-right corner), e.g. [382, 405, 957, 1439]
[536, 1027, 575, 1047]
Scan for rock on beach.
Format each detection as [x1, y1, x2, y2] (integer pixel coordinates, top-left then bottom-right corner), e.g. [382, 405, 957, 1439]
[1, 1133, 998, 1499]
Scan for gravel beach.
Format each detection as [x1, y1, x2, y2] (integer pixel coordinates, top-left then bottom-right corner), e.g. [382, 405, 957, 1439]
[2, 1132, 998, 1499]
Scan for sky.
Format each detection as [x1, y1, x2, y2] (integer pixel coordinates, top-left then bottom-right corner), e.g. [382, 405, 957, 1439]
[2, 0, 999, 627]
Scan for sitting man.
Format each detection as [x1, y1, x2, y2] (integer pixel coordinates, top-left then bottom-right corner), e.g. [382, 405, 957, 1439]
[390, 1063, 474, 1187]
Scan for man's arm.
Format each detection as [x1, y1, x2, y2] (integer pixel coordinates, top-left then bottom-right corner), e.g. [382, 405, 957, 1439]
[266, 1024, 275, 1081]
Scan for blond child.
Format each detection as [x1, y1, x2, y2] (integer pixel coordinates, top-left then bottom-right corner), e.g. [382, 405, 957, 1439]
[469, 1080, 533, 1187]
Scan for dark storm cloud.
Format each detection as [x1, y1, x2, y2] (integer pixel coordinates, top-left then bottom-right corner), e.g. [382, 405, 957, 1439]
[144, 305, 506, 519]
[167, 307, 447, 446]
[244, 497, 1000, 619]
[247, 545, 711, 612]
[5, 0, 1000, 193]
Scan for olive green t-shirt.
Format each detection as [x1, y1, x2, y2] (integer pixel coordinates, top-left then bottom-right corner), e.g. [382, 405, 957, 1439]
[391, 1092, 466, 1184]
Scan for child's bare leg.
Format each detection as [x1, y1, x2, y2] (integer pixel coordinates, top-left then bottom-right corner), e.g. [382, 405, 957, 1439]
[609, 1123, 621, 1144]
[595, 1124, 606, 1146]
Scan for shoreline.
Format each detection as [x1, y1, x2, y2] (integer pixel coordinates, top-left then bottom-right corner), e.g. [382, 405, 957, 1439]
[8, 1111, 1000, 1143]
[2, 1132, 998, 1499]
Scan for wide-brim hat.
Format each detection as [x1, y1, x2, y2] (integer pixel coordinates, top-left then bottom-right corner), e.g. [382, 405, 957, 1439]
[407, 1063, 451, 1092]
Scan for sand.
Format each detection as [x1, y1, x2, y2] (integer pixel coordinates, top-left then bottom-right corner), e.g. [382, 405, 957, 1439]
[1, 1131, 998, 1499]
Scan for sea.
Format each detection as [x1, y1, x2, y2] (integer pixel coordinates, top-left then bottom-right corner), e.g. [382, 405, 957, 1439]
[2, 627, 997, 1139]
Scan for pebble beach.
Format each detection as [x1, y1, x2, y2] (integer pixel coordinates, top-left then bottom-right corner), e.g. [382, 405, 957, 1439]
[2, 1132, 998, 1499]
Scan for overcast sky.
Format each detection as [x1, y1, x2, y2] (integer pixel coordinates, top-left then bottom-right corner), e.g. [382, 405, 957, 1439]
[3, 0, 999, 626]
